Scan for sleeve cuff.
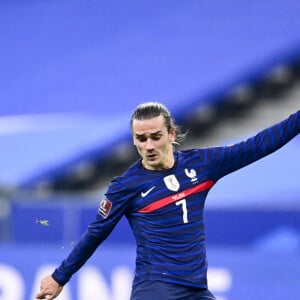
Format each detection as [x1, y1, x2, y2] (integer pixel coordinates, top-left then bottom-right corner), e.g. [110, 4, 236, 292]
[52, 268, 70, 286]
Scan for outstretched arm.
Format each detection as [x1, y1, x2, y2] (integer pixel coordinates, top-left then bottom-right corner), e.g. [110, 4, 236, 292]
[35, 231, 102, 299]
[210, 110, 300, 179]
[35, 185, 129, 298]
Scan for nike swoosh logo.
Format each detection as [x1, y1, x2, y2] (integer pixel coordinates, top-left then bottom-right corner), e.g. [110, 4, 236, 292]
[141, 186, 155, 197]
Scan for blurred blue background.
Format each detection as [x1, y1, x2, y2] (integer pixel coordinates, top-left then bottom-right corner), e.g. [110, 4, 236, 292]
[0, 1, 300, 299]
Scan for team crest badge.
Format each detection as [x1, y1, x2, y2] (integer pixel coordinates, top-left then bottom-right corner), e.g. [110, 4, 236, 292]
[164, 174, 180, 191]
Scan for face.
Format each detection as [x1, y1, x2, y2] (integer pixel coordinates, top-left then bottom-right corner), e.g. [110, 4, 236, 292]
[132, 115, 176, 170]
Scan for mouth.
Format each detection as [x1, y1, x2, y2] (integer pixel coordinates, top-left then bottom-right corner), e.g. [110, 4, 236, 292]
[146, 153, 157, 161]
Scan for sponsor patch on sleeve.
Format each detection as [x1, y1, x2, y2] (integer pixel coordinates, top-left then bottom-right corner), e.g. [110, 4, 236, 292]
[98, 198, 112, 218]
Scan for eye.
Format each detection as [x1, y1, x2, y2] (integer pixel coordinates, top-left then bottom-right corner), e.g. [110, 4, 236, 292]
[150, 134, 162, 141]
[136, 135, 147, 142]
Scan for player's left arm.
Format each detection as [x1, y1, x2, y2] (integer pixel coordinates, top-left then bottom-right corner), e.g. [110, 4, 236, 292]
[212, 110, 300, 178]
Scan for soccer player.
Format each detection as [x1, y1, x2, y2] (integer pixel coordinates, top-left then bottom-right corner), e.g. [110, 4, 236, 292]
[36, 102, 300, 300]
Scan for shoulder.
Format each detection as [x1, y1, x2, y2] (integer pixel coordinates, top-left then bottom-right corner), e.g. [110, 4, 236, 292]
[107, 159, 148, 194]
[176, 147, 221, 166]
[177, 148, 208, 160]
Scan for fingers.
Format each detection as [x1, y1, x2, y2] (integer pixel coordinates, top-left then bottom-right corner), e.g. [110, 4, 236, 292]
[36, 289, 56, 300]
[36, 275, 63, 299]
[36, 292, 55, 299]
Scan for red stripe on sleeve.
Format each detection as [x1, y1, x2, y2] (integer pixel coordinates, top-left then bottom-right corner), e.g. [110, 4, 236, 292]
[138, 180, 214, 213]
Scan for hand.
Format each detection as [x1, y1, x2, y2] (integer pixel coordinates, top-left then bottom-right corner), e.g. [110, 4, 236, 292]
[36, 275, 63, 299]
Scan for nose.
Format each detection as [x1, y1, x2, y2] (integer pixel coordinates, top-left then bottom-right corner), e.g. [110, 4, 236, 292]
[145, 138, 154, 150]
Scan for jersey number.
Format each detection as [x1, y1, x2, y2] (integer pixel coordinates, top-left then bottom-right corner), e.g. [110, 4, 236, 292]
[176, 199, 189, 223]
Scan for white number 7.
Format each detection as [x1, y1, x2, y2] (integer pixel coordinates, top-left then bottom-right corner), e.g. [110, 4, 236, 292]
[176, 199, 188, 224]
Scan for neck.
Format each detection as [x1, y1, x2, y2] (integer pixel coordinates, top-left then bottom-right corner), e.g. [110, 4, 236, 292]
[142, 153, 175, 171]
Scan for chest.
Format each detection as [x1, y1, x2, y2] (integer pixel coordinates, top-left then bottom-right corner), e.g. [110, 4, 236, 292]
[131, 165, 213, 215]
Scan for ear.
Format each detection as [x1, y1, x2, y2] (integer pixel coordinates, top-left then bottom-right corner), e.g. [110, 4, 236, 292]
[169, 128, 176, 142]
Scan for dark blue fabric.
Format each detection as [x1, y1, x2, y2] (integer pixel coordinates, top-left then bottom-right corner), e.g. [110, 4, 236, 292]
[52, 111, 299, 287]
[130, 281, 216, 300]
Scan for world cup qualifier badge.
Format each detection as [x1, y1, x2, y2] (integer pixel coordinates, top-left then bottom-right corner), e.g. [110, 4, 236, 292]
[98, 198, 112, 218]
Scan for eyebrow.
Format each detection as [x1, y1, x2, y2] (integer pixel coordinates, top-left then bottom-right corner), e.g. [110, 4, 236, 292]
[135, 131, 162, 138]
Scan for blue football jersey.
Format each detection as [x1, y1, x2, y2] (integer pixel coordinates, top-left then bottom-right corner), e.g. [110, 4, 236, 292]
[52, 110, 299, 288]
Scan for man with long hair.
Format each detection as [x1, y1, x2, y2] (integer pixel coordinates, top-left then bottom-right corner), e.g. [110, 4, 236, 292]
[37, 102, 299, 300]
